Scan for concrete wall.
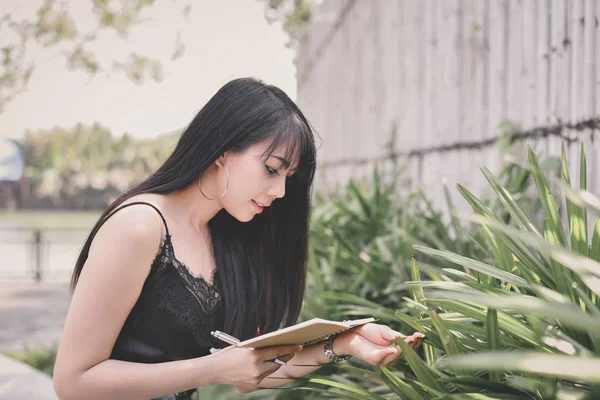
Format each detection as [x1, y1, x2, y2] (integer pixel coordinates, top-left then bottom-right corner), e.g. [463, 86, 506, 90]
[297, 0, 600, 213]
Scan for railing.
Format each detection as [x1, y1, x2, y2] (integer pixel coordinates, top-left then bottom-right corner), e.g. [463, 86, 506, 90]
[0, 227, 89, 282]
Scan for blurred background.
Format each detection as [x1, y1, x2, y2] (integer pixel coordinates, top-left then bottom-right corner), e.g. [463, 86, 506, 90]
[1, 1, 600, 399]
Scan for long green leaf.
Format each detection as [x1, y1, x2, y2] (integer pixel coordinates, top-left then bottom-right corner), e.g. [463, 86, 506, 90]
[428, 308, 464, 357]
[395, 338, 449, 393]
[528, 147, 568, 247]
[394, 311, 428, 333]
[424, 299, 540, 347]
[590, 217, 600, 262]
[394, 311, 444, 351]
[460, 213, 600, 296]
[495, 234, 551, 288]
[417, 317, 523, 348]
[440, 268, 478, 282]
[438, 376, 530, 396]
[443, 181, 464, 254]
[456, 183, 500, 220]
[338, 364, 380, 378]
[413, 246, 529, 287]
[580, 140, 588, 228]
[380, 366, 425, 400]
[284, 386, 370, 400]
[486, 308, 501, 382]
[425, 290, 600, 333]
[559, 184, 600, 228]
[543, 219, 578, 304]
[406, 280, 513, 298]
[481, 166, 543, 238]
[434, 394, 526, 400]
[437, 352, 600, 383]
[457, 185, 555, 287]
[308, 378, 387, 400]
[348, 181, 373, 221]
[412, 257, 426, 303]
[335, 306, 399, 324]
[505, 375, 557, 399]
[480, 225, 513, 274]
[590, 217, 600, 307]
[562, 143, 588, 257]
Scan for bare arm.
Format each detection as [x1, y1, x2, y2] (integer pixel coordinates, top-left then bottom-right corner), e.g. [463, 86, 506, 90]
[53, 206, 210, 399]
[259, 326, 424, 390]
[257, 340, 334, 388]
[53, 206, 300, 400]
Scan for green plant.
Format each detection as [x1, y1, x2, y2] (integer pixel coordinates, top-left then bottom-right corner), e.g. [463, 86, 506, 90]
[304, 165, 481, 323]
[302, 142, 600, 399]
[5, 343, 59, 377]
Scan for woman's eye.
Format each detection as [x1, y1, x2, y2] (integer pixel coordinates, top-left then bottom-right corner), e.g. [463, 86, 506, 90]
[266, 166, 280, 176]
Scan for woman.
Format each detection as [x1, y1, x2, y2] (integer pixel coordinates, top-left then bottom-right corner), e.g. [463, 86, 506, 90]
[53, 77, 424, 400]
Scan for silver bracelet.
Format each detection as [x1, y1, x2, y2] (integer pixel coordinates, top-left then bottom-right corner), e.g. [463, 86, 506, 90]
[323, 333, 352, 364]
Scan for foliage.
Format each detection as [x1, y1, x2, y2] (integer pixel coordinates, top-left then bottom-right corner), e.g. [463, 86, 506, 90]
[4, 343, 59, 377]
[294, 142, 600, 399]
[302, 165, 483, 323]
[0, 0, 188, 114]
[17, 122, 179, 208]
[260, 0, 313, 50]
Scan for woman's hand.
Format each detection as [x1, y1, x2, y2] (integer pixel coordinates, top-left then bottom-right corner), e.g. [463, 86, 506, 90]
[210, 344, 302, 393]
[334, 323, 424, 367]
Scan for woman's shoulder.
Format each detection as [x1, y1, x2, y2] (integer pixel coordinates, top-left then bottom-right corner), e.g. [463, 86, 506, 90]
[94, 194, 168, 249]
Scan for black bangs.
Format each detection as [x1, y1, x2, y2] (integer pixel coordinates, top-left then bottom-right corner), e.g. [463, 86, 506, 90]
[261, 112, 315, 174]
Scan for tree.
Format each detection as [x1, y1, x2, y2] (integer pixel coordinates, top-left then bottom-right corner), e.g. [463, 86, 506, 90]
[0, 0, 190, 115]
[260, 0, 314, 51]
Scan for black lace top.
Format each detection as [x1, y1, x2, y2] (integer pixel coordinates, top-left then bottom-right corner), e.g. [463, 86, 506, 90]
[97, 201, 224, 364]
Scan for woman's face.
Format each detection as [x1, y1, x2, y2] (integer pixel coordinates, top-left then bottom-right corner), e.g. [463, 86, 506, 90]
[218, 140, 297, 222]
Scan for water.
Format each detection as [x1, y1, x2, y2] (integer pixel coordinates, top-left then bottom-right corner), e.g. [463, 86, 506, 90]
[0, 211, 101, 283]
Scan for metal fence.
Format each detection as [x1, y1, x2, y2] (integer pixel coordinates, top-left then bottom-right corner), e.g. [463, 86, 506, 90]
[0, 227, 88, 282]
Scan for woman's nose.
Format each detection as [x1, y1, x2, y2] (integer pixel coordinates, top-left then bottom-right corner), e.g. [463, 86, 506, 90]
[268, 177, 286, 199]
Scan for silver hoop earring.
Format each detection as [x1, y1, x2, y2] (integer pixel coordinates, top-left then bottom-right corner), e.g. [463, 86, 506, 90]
[198, 164, 230, 200]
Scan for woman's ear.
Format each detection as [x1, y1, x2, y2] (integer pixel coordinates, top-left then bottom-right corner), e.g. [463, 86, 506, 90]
[216, 152, 227, 167]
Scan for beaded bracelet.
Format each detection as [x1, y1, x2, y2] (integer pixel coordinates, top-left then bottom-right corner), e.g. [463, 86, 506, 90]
[323, 332, 353, 363]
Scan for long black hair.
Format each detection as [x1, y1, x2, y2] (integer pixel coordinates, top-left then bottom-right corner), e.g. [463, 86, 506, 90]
[71, 77, 317, 341]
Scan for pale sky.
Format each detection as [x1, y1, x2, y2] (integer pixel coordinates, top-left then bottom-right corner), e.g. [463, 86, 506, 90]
[0, 0, 297, 140]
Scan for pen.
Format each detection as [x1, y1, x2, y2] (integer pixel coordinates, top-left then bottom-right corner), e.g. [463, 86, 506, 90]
[211, 330, 287, 366]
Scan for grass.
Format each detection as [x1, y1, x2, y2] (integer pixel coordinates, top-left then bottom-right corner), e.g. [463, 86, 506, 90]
[3, 343, 59, 377]
[0, 210, 101, 229]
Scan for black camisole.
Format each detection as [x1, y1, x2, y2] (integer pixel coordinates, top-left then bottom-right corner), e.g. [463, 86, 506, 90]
[93, 201, 224, 399]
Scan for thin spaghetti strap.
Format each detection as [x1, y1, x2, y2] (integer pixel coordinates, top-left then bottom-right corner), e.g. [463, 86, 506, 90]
[95, 201, 171, 239]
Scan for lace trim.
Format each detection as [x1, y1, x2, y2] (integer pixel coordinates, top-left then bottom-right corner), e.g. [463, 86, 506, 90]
[152, 234, 221, 316]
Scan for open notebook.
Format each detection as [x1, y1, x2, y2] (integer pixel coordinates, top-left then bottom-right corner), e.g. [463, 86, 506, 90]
[236, 317, 375, 349]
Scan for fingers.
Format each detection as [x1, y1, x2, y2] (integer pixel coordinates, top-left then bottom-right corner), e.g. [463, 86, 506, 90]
[260, 360, 282, 376]
[356, 324, 426, 348]
[350, 330, 426, 367]
[275, 353, 295, 364]
[386, 328, 424, 343]
[378, 325, 407, 341]
[380, 335, 423, 366]
[350, 333, 391, 359]
[404, 332, 425, 347]
[412, 335, 424, 349]
[357, 323, 405, 341]
[381, 347, 402, 365]
[261, 344, 303, 362]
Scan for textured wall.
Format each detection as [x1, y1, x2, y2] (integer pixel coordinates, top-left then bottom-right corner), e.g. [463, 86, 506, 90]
[297, 0, 600, 213]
